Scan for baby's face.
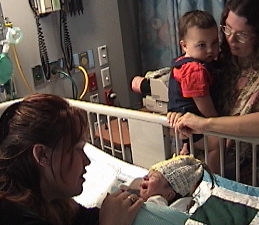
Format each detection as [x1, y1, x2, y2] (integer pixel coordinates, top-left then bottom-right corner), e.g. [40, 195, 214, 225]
[139, 171, 173, 201]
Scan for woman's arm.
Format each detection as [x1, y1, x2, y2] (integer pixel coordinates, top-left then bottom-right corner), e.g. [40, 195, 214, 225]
[176, 112, 259, 137]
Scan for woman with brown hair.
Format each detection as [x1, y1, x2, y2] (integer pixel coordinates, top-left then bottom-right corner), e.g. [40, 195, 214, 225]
[0, 93, 142, 225]
[168, 0, 259, 185]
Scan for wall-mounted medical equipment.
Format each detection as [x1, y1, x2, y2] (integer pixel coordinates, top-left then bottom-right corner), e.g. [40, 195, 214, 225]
[30, 0, 61, 14]
[28, 0, 83, 82]
[29, 0, 51, 79]
[30, 0, 84, 16]
[0, 3, 23, 101]
[131, 67, 170, 114]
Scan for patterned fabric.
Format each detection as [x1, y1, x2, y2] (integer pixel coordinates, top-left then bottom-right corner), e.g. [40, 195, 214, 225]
[133, 202, 189, 225]
[217, 65, 259, 184]
[138, 0, 225, 73]
[150, 155, 204, 196]
[186, 173, 259, 225]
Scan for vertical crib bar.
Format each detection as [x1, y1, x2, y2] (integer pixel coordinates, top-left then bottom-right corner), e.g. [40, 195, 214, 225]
[175, 129, 181, 155]
[252, 144, 257, 186]
[97, 114, 105, 150]
[235, 141, 240, 182]
[107, 116, 116, 156]
[203, 135, 209, 165]
[117, 118, 126, 161]
[189, 135, 194, 155]
[219, 138, 225, 177]
[87, 112, 95, 144]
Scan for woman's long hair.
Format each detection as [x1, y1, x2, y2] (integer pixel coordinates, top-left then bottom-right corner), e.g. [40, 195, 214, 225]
[0, 93, 88, 225]
[219, 0, 259, 70]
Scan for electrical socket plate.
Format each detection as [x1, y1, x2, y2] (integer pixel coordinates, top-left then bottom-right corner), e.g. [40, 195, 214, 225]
[73, 53, 80, 66]
[32, 65, 45, 87]
[97, 45, 108, 66]
[72, 50, 94, 71]
[104, 89, 114, 105]
[101, 67, 111, 88]
[79, 52, 89, 69]
[88, 72, 98, 92]
[87, 49, 95, 68]
[49, 60, 62, 82]
[90, 93, 99, 103]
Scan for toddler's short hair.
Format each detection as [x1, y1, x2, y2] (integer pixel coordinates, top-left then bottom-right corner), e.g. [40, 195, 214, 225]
[178, 10, 217, 40]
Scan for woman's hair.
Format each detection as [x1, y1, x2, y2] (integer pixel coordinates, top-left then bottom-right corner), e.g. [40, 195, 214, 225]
[178, 10, 217, 40]
[219, 0, 259, 70]
[0, 93, 88, 225]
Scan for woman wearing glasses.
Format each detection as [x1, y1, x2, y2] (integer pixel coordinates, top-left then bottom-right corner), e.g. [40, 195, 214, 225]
[168, 0, 259, 185]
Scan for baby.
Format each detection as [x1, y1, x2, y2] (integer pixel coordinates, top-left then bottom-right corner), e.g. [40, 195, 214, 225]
[121, 155, 214, 213]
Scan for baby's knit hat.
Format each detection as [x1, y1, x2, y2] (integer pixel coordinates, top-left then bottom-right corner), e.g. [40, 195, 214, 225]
[150, 155, 204, 197]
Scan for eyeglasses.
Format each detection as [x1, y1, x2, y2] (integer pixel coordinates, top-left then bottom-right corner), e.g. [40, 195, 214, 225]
[220, 25, 256, 44]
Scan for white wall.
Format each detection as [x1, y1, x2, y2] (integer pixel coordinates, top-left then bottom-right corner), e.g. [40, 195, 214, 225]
[0, 0, 142, 108]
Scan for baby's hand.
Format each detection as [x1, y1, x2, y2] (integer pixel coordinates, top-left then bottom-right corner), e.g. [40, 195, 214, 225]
[118, 178, 142, 195]
[118, 183, 130, 192]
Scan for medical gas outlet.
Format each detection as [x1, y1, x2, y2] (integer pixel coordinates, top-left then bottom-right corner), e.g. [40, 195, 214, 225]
[105, 89, 116, 105]
[97, 45, 108, 66]
[101, 67, 111, 88]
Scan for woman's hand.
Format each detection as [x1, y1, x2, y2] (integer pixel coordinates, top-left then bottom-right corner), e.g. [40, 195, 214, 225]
[99, 191, 143, 225]
[176, 112, 208, 136]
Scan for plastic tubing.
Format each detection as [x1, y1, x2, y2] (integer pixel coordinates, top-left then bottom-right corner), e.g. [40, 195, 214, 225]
[58, 71, 78, 99]
[76, 66, 89, 100]
[11, 45, 34, 94]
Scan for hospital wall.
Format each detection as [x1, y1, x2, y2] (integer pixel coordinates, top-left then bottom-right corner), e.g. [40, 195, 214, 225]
[0, 0, 142, 108]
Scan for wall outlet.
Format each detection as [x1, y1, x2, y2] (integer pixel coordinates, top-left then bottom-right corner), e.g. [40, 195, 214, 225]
[88, 72, 98, 92]
[78, 52, 89, 69]
[101, 67, 111, 88]
[73, 53, 80, 66]
[87, 49, 95, 68]
[72, 50, 94, 71]
[90, 93, 99, 103]
[32, 65, 45, 87]
[97, 45, 108, 66]
[49, 60, 62, 82]
[104, 89, 115, 105]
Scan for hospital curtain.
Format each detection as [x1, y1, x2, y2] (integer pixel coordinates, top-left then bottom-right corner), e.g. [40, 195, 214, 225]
[138, 0, 225, 73]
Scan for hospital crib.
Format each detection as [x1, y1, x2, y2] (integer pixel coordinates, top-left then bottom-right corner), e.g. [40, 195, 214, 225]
[69, 99, 259, 187]
[1, 98, 258, 224]
[0, 99, 258, 186]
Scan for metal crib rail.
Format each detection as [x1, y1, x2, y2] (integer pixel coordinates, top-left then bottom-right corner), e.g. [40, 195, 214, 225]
[68, 99, 259, 186]
[0, 99, 258, 185]
[181, 131, 259, 186]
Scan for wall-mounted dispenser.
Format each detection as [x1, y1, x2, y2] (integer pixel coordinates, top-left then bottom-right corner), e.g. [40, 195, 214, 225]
[32, 0, 61, 14]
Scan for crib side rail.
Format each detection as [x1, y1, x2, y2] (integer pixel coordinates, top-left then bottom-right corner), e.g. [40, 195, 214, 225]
[68, 100, 259, 186]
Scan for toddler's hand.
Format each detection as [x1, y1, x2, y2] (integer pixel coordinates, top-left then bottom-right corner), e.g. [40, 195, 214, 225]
[167, 112, 183, 127]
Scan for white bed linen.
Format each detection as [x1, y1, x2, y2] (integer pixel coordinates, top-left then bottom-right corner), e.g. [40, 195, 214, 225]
[74, 143, 148, 208]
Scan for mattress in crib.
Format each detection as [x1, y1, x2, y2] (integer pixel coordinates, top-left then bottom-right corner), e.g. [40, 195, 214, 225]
[75, 143, 259, 225]
[74, 143, 148, 208]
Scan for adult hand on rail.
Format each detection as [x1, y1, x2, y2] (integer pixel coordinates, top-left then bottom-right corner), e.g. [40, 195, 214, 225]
[99, 190, 143, 225]
[176, 112, 208, 136]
